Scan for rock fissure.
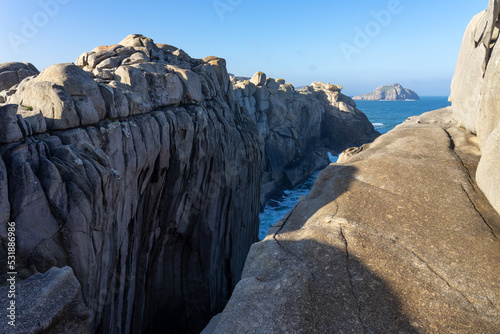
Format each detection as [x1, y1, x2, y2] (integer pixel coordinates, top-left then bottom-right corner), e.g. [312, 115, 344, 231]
[409, 249, 479, 313]
[339, 226, 367, 334]
[442, 127, 499, 239]
[460, 183, 498, 239]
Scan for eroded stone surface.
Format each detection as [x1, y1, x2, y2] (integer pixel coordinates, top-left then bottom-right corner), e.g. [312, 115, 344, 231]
[450, 0, 500, 215]
[0, 267, 90, 334]
[0, 35, 262, 334]
[209, 109, 500, 333]
[232, 75, 379, 206]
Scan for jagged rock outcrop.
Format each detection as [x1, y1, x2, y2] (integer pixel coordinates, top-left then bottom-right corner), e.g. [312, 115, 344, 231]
[0, 267, 90, 333]
[232, 74, 379, 206]
[450, 0, 500, 215]
[0, 34, 262, 334]
[204, 3, 500, 332]
[205, 108, 500, 333]
[353, 83, 420, 101]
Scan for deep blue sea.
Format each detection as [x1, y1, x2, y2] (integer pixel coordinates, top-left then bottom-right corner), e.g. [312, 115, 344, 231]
[258, 96, 451, 240]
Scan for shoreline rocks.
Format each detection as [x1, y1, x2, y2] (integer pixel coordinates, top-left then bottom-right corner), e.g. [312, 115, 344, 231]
[232, 74, 380, 207]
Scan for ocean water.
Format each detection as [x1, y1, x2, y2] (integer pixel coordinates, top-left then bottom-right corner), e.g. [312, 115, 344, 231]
[355, 96, 451, 134]
[258, 96, 451, 240]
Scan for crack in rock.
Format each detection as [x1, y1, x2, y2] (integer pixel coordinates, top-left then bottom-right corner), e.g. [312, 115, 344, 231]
[339, 226, 367, 334]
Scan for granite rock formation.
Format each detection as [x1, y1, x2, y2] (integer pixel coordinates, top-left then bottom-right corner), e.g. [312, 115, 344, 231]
[353, 83, 420, 101]
[204, 2, 500, 332]
[0, 34, 262, 334]
[206, 108, 500, 333]
[232, 74, 379, 206]
[450, 0, 500, 215]
[0, 62, 39, 102]
[0, 267, 90, 333]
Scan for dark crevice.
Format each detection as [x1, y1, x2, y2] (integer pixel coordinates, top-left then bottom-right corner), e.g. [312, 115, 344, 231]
[442, 127, 499, 239]
[460, 183, 498, 239]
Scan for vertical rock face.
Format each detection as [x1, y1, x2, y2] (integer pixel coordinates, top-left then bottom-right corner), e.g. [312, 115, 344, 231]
[232, 76, 379, 206]
[450, 0, 500, 215]
[0, 34, 262, 334]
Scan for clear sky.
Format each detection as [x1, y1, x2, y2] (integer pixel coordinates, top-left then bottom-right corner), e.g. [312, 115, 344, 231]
[0, 0, 487, 96]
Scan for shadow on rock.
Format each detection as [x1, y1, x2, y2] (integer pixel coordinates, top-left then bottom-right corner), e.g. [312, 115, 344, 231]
[207, 164, 419, 333]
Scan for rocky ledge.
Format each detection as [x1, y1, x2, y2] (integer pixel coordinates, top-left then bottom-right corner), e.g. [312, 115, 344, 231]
[205, 108, 500, 333]
[204, 1, 500, 332]
[232, 73, 379, 207]
[353, 83, 420, 101]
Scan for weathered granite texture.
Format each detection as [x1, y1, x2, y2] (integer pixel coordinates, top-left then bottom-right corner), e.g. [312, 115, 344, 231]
[232, 74, 379, 206]
[207, 108, 500, 333]
[450, 0, 500, 215]
[0, 267, 90, 334]
[353, 83, 420, 101]
[0, 34, 262, 334]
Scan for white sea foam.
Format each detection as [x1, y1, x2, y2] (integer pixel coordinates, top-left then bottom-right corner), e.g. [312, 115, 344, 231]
[259, 172, 319, 240]
[259, 154, 339, 240]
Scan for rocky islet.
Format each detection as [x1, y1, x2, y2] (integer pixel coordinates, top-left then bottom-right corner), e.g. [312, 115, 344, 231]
[353, 83, 420, 101]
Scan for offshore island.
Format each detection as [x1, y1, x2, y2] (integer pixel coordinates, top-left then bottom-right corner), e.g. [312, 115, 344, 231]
[353, 83, 421, 101]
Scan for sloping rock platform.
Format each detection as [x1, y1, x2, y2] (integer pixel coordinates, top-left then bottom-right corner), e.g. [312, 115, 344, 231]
[207, 108, 500, 333]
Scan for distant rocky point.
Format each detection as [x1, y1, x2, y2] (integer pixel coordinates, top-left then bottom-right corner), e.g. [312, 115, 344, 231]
[353, 83, 420, 101]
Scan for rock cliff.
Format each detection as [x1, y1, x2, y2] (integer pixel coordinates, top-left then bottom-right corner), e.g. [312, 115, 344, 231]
[0, 34, 262, 334]
[204, 2, 500, 332]
[450, 0, 500, 215]
[353, 83, 420, 101]
[232, 74, 379, 206]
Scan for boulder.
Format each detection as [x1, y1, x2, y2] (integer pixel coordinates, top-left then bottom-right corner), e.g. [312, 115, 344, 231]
[167, 65, 203, 104]
[449, 11, 486, 134]
[265, 78, 280, 95]
[7, 64, 106, 130]
[250, 71, 266, 86]
[450, 0, 500, 216]
[8, 79, 81, 130]
[0, 62, 39, 92]
[0, 267, 90, 334]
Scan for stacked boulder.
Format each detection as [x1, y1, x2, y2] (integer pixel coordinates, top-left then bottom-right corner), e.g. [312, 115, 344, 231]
[0, 34, 262, 334]
[232, 72, 379, 206]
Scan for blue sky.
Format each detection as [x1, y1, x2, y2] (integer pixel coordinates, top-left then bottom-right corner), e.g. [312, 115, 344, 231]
[0, 0, 487, 96]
